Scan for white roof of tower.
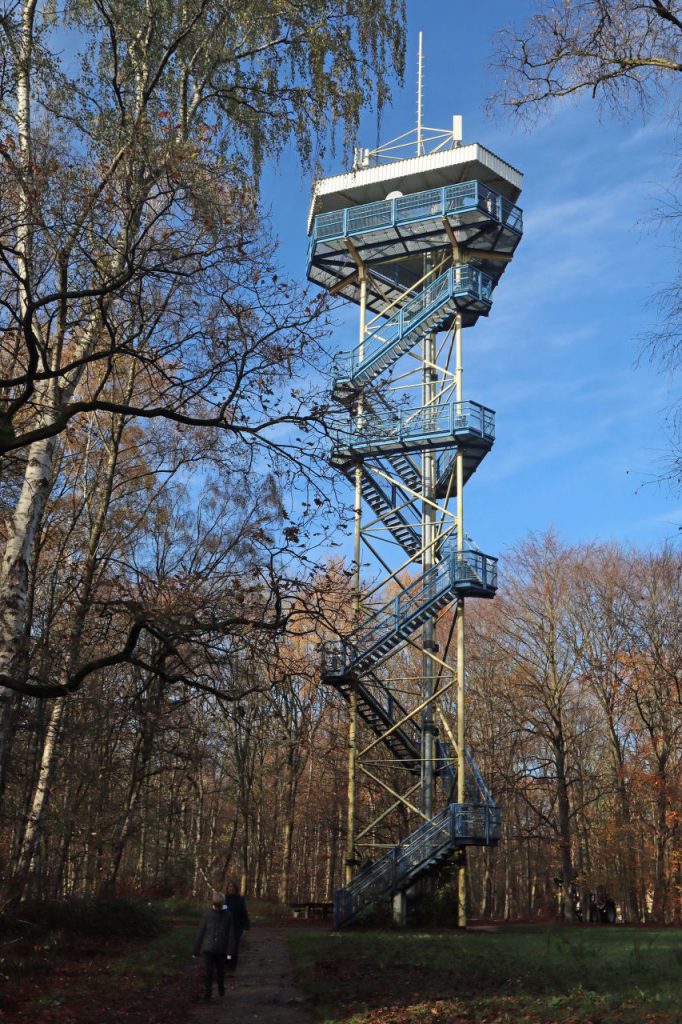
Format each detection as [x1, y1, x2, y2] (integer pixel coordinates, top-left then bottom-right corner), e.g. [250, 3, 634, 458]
[307, 144, 523, 234]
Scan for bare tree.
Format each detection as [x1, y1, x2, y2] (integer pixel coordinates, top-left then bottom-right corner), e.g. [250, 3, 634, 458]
[490, 1, 682, 121]
[489, 0, 682, 486]
[484, 535, 589, 918]
[621, 545, 682, 920]
[570, 544, 642, 920]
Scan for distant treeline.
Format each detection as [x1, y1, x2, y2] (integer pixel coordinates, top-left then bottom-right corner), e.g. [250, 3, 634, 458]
[2, 535, 679, 924]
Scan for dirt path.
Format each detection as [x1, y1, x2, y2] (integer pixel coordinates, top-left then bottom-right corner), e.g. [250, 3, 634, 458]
[187, 926, 312, 1024]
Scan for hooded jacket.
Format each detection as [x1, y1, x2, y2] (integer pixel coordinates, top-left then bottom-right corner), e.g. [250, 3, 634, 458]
[193, 906, 235, 956]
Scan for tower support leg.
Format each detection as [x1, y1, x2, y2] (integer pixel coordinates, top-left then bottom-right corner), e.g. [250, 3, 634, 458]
[457, 851, 467, 928]
[392, 890, 407, 926]
[345, 681, 357, 885]
[455, 309, 467, 929]
[345, 258, 367, 886]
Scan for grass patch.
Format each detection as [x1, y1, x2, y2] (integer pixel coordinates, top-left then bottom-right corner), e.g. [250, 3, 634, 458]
[289, 926, 682, 1024]
[249, 897, 298, 924]
[108, 901, 198, 979]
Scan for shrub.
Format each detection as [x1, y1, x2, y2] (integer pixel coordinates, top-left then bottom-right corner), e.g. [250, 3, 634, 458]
[19, 897, 162, 939]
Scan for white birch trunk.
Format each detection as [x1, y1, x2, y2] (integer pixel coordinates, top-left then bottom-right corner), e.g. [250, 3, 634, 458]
[11, 697, 65, 891]
[10, 378, 135, 896]
[0, 434, 58, 777]
[0, 0, 44, 780]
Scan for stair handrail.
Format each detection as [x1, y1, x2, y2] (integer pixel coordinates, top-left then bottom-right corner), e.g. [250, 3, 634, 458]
[333, 798, 502, 925]
[363, 254, 449, 333]
[362, 673, 422, 750]
[321, 550, 497, 677]
[332, 400, 496, 453]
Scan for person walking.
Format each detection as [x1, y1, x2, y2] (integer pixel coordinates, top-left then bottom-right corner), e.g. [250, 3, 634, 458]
[223, 880, 250, 973]
[193, 893, 234, 1002]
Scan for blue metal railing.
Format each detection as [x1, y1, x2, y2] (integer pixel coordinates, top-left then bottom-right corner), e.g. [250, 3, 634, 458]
[332, 265, 493, 385]
[310, 179, 523, 253]
[436, 742, 498, 809]
[321, 549, 497, 677]
[332, 400, 495, 454]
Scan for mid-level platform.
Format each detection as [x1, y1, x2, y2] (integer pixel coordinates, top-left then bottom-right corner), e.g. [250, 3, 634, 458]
[330, 399, 495, 463]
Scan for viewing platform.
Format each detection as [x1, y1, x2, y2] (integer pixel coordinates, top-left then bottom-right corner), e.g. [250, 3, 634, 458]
[308, 181, 522, 313]
[331, 399, 495, 462]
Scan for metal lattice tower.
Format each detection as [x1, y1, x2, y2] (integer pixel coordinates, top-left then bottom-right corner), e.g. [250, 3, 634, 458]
[307, 109, 523, 927]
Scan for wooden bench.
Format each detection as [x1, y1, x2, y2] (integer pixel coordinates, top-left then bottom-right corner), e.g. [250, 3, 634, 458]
[289, 901, 333, 920]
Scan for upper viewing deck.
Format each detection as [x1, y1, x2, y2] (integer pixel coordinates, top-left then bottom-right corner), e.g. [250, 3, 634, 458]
[308, 143, 522, 227]
[307, 146, 523, 313]
[309, 178, 521, 273]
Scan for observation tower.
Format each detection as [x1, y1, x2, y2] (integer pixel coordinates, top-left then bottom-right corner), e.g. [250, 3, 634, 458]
[308, 66, 523, 927]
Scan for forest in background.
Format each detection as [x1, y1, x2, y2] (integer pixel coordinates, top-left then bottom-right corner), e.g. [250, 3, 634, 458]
[2, 529, 680, 923]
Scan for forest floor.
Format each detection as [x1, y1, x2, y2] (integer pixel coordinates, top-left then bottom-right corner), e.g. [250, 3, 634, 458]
[4, 906, 682, 1024]
[0, 898, 199, 1024]
[289, 924, 682, 1024]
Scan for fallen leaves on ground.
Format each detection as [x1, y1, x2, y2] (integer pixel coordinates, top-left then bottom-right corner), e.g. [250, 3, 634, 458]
[0, 918, 194, 1024]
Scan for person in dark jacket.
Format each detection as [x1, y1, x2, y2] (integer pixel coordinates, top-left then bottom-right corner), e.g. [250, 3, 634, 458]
[193, 893, 234, 1001]
[223, 880, 250, 973]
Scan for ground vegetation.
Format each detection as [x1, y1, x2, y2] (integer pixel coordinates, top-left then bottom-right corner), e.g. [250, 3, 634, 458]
[291, 926, 682, 1024]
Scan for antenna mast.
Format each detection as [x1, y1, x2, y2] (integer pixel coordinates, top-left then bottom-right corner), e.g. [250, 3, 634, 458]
[416, 31, 423, 156]
[354, 30, 462, 165]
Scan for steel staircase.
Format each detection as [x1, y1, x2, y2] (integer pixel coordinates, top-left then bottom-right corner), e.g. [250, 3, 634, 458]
[328, 455, 422, 556]
[384, 451, 422, 491]
[325, 661, 501, 926]
[321, 549, 497, 681]
[326, 668, 488, 800]
[334, 794, 501, 927]
[332, 671, 422, 768]
[331, 401, 495, 493]
[332, 265, 493, 397]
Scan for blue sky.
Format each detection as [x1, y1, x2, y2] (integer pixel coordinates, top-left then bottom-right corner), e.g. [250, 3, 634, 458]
[263, 0, 681, 556]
